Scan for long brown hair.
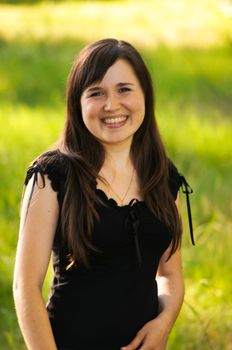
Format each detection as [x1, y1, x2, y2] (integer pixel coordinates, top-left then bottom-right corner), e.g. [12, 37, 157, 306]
[57, 38, 182, 266]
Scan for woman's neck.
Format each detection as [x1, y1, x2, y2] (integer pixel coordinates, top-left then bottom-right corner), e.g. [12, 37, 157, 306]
[102, 140, 133, 171]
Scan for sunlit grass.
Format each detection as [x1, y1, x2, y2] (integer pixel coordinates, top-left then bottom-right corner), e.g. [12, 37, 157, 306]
[0, 0, 231, 47]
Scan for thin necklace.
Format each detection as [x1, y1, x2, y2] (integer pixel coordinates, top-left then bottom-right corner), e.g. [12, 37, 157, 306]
[101, 168, 135, 206]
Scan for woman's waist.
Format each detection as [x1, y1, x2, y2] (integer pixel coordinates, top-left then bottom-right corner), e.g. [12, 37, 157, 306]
[47, 279, 158, 324]
[48, 289, 158, 349]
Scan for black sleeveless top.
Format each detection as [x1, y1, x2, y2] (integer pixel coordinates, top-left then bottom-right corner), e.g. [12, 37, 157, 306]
[24, 150, 193, 350]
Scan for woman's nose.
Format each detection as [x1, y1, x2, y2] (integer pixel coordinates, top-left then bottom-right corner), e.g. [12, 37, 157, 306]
[103, 93, 120, 112]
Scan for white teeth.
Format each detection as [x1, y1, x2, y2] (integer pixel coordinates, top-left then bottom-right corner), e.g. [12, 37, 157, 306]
[103, 116, 127, 124]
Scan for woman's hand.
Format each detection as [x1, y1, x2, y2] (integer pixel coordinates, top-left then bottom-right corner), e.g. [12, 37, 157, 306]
[120, 316, 170, 350]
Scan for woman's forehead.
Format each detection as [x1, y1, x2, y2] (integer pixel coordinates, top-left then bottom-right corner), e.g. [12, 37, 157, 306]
[85, 59, 139, 88]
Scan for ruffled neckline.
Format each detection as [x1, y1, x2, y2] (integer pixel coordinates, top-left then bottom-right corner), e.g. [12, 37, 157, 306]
[95, 187, 144, 208]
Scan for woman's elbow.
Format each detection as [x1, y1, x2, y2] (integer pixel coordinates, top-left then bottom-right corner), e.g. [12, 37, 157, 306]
[13, 275, 42, 305]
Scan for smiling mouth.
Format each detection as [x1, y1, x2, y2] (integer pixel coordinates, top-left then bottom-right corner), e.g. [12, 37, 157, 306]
[102, 116, 128, 125]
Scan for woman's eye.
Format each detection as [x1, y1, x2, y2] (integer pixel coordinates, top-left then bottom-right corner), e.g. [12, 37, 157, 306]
[119, 87, 131, 93]
[89, 91, 103, 97]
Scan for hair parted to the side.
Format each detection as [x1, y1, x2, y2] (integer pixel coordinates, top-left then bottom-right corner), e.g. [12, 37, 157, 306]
[57, 38, 182, 267]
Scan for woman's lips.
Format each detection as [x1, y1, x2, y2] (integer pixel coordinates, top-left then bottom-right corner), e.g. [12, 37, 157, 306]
[101, 115, 128, 128]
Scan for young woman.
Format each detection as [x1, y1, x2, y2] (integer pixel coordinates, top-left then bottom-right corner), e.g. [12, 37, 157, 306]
[13, 38, 194, 350]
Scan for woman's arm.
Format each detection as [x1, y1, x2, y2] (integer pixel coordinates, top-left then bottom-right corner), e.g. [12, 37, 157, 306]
[156, 246, 184, 335]
[13, 174, 59, 350]
[121, 195, 184, 350]
[156, 194, 185, 332]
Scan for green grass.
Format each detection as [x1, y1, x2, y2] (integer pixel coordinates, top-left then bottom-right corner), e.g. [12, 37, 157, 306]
[0, 0, 231, 47]
[0, 1, 232, 349]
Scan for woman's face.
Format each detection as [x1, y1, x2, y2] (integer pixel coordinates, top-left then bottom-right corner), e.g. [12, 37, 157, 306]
[80, 59, 145, 147]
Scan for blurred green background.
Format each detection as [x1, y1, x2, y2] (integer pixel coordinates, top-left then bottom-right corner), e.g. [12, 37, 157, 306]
[0, 0, 232, 349]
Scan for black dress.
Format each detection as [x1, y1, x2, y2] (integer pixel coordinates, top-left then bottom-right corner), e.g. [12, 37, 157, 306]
[24, 150, 193, 350]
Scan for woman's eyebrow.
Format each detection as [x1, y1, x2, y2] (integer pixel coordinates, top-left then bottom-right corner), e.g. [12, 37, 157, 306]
[117, 82, 134, 86]
[86, 82, 135, 92]
[86, 86, 102, 92]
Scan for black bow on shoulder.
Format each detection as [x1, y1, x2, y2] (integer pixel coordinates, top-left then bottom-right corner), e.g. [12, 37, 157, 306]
[179, 174, 195, 246]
